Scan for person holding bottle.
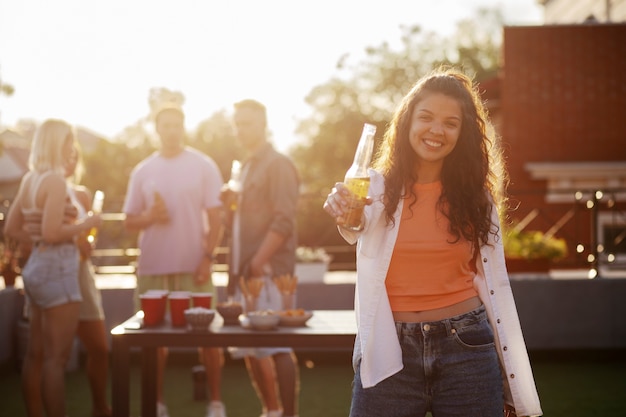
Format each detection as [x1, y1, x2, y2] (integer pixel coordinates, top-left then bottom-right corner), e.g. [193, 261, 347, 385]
[65, 144, 112, 417]
[323, 68, 542, 417]
[4, 119, 102, 417]
[221, 99, 300, 417]
[122, 104, 227, 417]
[17, 143, 112, 417]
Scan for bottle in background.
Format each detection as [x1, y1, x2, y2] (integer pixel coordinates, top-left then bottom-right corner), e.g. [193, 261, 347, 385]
[339, 123, 376, 231]
[87, 190, 104, 243]
[227, 160, 242, 211]
[153, 190, 170, 223]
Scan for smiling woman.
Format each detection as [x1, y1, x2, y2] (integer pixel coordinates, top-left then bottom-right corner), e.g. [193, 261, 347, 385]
[322, 68, 542, 417]
[408, 92, 463, 180]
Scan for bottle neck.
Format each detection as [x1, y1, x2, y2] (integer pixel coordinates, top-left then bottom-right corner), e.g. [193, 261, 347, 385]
[345, 163, 369, 179]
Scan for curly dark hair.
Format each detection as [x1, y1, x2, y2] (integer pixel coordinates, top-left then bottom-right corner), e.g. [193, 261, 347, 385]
[372, 67, 507, 247]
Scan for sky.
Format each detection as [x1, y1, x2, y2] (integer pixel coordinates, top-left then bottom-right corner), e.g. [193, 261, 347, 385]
[0, 0, 543, 152]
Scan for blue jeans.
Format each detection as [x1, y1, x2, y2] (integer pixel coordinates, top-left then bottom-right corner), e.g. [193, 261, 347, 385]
[350, 305, 504, 417]
[21, 243, 81, 309]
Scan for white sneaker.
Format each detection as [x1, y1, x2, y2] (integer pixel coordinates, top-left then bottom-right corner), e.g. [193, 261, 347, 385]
[206, 401, 227, 417]
[157, 402, 170, 417]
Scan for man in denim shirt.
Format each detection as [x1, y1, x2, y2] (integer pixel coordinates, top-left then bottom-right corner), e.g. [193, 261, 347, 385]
[224, 99, 300, 417]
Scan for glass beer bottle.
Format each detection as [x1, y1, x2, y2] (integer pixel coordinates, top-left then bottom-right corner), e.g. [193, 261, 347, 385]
[339, 123, 376, 231]
[153, 190, 170, 223]
[87, 190, 104, 244]
[227, 160, 242, 211]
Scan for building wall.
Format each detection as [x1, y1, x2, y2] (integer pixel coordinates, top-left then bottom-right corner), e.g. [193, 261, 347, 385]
[501, 24, 626, 268]
[539, 0, 626, 23]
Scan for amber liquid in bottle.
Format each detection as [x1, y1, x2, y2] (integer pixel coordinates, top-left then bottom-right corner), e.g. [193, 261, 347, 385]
[227, 160, 242, 211]
[338, 123, 376, 231]
[87, 190, 104, 244]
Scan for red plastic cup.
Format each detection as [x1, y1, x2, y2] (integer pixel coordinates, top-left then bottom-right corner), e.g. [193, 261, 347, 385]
[169, 293, 191, 327]
[145, 290, 169, 322]
[140, 294, 164, 327]
[192, 292, 213, 309]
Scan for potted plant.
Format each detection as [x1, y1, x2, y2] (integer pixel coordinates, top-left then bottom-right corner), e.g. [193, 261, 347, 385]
[503, 229, 568, 273]
[294, 247, 332, 283]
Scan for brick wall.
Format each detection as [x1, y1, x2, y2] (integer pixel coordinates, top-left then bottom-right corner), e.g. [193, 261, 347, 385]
[500, 24, 626, 267]
[503, 24, 626, 187]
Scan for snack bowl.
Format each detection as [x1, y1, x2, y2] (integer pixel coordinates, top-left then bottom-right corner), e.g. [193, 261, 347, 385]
[245, 310, 280, 331]
[216, 302, 244, 325]
[184, 307, 215, 331]
[278, 310, 314, 327]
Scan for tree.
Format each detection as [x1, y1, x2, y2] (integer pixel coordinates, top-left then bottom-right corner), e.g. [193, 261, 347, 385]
[0, 69, 14, 98]
[0, 71, 15, 129]
[291, 8, 504, 249]
[0, 83, 14, 97]
[190, 109, 243, 181]
[147, 87, 185, 120]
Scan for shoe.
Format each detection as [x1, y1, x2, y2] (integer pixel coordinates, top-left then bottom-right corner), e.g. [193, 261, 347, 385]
[157, 402, 170, 417]
[206, 401, 227, 417]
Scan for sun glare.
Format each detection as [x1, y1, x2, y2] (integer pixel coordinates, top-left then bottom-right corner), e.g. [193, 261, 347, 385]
[0, 1, 543, 153]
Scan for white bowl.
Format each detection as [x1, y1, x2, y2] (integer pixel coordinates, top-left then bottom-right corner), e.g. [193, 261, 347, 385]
[245, 310, 280, 330]
[184, 307, 215, 331]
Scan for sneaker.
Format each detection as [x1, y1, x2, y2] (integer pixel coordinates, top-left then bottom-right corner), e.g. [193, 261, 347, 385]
[206, 401, 227, 417]
[157, 402, 170, 417]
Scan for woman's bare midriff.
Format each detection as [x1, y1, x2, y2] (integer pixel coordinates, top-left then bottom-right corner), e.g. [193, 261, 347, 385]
[392, 296, 482, 323]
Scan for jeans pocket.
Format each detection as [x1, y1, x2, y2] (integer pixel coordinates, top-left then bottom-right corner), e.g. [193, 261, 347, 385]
[21, 251, 54, 289]
[453, 319, 495, 349]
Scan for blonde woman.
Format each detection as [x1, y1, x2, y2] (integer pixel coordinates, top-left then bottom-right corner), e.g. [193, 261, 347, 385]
[5, 119, 101, 417]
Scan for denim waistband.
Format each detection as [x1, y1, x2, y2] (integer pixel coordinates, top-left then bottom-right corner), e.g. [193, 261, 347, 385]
[395, 304, 487, 336]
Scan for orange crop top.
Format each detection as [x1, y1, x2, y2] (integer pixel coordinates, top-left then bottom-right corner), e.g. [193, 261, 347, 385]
[385, 181, 478, 311]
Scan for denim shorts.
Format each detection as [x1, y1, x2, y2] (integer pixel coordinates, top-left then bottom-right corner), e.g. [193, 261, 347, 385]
[21, 243, 82, 309]
[350, 305, 504, 417]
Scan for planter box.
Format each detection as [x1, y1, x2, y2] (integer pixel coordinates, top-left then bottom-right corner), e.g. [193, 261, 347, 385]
[295, 262, 329, 284]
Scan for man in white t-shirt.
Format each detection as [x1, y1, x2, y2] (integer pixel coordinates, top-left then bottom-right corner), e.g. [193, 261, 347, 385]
[123, 105, 227, 417]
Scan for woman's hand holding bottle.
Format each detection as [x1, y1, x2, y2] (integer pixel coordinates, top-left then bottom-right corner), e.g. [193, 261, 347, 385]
[324, 183, 372, 229]
[324, 123, 376, 231]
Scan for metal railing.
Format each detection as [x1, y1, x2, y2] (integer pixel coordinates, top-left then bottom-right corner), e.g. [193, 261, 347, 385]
[91, 244, 357, 275]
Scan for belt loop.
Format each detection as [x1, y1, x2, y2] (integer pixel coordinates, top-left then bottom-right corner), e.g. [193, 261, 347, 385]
[444, 319, 453, 336]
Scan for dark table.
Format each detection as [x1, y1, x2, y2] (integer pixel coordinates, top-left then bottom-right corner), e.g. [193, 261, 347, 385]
[110, 310, 357, 417]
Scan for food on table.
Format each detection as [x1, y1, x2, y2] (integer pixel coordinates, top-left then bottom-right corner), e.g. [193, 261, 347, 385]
[272, 274, 298, 294]
[278, 308, 307, 317]
[239, 276, 264, 298]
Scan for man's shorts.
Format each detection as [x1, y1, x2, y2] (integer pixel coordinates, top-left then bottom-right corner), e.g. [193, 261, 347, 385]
[228, 275, 293, 359]
[134, 272, 215, 311]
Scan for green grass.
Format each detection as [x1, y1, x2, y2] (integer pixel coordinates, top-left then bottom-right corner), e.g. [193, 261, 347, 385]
[530, 350, 626, 417]
[1, 350, 625, 417]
